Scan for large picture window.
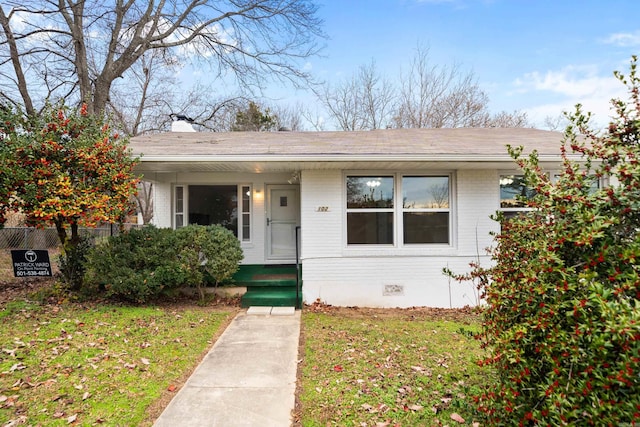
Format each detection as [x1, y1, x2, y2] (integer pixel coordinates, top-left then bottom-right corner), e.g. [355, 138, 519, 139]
[174, 184, 251, 241]
[346, 174, 452, 245]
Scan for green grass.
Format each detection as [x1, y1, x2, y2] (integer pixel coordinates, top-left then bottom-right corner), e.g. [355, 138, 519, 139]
[0, 300, 235, 426]
[298, 308, 494, 426]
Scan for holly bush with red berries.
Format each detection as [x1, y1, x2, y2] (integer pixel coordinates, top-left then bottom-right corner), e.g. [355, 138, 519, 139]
[451, 58, 640, 425]
[0, 103, 139, 289]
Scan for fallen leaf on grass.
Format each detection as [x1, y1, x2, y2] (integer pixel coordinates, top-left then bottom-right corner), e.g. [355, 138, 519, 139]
[451, 412, 465, 423]
[333, 364, 343, 372]
[67, 413, 77, 424]
[407, 404, 423, 411]
[167, 384, 177, 392]
[82, 392, 90, 401]
[8, 362, 26, 372]
[141, 358, 150, 365]
[4, 415, 27, 427]
[361, 403, 374, 412]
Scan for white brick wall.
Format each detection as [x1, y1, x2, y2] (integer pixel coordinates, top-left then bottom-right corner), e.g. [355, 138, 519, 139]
[146, 167, 501, 307]
[299, 169, 499, 308]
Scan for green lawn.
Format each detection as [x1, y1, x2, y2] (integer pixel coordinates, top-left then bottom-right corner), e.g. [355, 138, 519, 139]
[296, 306, 493, 426]
[0, 299, 235, 426]
[0, 274, 492, 427]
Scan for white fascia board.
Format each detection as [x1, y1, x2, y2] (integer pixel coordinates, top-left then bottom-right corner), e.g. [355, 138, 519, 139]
[138, 154, 579, 163]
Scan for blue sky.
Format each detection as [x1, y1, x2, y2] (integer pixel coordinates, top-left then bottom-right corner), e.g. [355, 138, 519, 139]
[267, 0, 640, 128]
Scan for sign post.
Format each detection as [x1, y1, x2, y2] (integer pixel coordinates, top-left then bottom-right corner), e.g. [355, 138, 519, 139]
[11, 250, 53, 277]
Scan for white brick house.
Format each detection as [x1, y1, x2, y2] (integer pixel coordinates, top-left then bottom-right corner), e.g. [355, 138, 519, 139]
[129, 128, 580, 308]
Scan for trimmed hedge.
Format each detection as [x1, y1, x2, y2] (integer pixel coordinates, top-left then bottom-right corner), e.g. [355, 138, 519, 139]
[83, 225, 243, 303]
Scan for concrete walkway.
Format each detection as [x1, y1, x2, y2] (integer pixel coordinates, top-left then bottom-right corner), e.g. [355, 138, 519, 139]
[153, 307, 301, 427]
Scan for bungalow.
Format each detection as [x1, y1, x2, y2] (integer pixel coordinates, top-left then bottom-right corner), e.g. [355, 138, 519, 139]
[129, 127, 582, 308]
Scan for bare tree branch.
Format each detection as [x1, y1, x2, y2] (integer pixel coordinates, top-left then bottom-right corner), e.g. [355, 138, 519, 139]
[0, 0, 325, 115]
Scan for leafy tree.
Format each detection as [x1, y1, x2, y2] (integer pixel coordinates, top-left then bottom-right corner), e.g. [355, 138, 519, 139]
[231, 101, 277, 131]
[0, 103, 139, 289]
[449, 57, 640, 425]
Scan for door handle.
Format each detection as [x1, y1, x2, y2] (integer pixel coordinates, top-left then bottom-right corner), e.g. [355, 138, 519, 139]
[266, 218, 271, 226]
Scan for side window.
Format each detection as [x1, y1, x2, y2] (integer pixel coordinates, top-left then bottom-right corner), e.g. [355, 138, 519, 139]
[241, 185, 251, 242]
[175, 185, 185, 228]
[499, 174, 535, 219]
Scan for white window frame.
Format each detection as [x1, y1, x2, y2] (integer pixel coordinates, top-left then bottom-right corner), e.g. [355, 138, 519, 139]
[498, 173, 536, 218]
[399, 175, 452, 245]
[173, 184, 252, 242]
[499, 171, 608, 219]
[344, 172, 454, 247]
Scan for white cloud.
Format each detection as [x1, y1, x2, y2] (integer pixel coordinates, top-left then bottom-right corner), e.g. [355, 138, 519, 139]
[601, 31, 640, 47]
[511, 65, 627, 128]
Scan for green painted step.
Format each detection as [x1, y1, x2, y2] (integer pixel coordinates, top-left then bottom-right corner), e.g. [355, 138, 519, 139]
[232, 264, 298, 285]
[234, 264, 301, 308]
[241, 289, 300, 307]
[244, 278, 297, 288]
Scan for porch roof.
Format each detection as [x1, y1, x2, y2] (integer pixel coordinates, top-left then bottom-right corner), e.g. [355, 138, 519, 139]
[129, 127, 580, 173]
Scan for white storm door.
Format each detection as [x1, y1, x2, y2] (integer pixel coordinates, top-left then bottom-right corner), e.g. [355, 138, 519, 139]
[266, 185, 300, 260]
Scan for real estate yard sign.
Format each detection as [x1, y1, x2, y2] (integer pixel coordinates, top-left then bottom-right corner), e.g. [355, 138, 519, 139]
[11, 250, 52, 277]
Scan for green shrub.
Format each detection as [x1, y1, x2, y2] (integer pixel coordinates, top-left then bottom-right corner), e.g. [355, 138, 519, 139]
[83, 225, 243, 303]
[174, 225, 243, 301]
[83, 226, 187, 302]
[450, 57, 640, 425]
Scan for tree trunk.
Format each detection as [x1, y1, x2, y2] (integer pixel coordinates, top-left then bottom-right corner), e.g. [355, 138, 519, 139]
[0, 7, 35, 115]
[54, 219, 68, 248]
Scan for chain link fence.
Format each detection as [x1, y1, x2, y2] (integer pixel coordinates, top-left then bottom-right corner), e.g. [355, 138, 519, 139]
[0, 225, 142, 249]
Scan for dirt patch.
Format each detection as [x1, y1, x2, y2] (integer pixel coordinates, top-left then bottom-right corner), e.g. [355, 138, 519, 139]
[0, 277, 56, 305]
[303, 298, 480, 323]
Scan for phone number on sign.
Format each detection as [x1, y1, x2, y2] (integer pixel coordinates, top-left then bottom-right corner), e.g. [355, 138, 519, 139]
[15, 270, 51, 277]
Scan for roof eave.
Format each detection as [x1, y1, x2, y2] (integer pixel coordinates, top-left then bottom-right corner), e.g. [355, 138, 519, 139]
[136, 153, 583, 163]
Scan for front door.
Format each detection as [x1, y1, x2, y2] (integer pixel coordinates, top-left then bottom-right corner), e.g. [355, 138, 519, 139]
[266, 185, 300, 261]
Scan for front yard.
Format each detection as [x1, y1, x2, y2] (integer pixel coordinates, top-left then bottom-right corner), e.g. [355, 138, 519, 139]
[0, 275, 489, 426]
[295, 303, 491, 426]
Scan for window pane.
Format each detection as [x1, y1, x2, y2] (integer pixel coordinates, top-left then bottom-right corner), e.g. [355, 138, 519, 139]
[175, 214, 183, 228]
[347, 176, 394, 208]
[188, 185, 238, 236]
[242, 186, 251, 211]
[403, 212, 449, 244]
[403, 176, 449, 208]
[500, 175, 535, 208]
[175, 186, 184, 213]
[347, 212, 393, 244]
[242, 213, 250, 241]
